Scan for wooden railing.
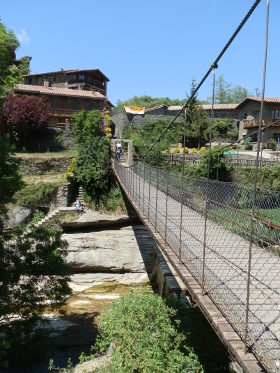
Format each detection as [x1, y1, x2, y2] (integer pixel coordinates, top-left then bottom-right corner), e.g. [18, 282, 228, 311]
[243, 118, 280, 129]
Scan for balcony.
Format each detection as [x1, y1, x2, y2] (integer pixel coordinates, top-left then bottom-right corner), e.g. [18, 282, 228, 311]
[243, 118, 280, 129]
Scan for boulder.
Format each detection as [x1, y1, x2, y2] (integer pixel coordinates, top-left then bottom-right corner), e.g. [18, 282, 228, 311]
[3, 205, 32, 229]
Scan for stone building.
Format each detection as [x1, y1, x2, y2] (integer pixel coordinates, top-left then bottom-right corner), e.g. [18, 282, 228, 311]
[237, 97, 280, 142]
[14, 84, 112, 129]
[14, 68, 112, 129]
[23, 68, 109, 96]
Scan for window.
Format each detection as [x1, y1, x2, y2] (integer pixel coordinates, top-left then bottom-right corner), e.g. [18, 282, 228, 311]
[78, 74, 85, 81]
[69, 74, 76, 83]
[50, 98, 57, 109]
[272, 110, 280, 119]
[252, 111, 259, 118]
[38, 76, 43, 84]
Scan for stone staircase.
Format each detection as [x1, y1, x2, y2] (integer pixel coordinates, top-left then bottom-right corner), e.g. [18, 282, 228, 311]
[23, 207, 77, 236]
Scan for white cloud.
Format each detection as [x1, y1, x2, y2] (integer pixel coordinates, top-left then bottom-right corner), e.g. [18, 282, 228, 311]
[16, 29, 30, 44]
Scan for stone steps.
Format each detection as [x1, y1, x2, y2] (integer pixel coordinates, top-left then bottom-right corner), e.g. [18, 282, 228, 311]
[22, 207, 77, 236]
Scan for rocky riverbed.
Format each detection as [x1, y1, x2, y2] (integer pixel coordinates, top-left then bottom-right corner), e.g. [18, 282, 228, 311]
[25, 212, 159, 372]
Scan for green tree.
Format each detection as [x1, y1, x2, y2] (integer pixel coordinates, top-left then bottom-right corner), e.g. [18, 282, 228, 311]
[0, 21, 30, 101]
[0, 135, 22, 213]
[208, 75, 249, 104]
[71, 110, 101, 143]
[71, 110, 113, 204]
[75, 136, 112, 201]
[0, 226, 71, 368]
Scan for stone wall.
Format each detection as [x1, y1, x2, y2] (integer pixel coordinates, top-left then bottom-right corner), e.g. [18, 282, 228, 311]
[16, 156, 73, 175]
[112, 111, 182, 138]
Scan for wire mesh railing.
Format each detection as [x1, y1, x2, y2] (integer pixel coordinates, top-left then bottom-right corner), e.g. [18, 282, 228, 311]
[113, 157, 280, 372]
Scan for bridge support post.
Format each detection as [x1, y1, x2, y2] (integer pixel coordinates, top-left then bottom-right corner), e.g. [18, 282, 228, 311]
[148, 165, 151, 221]
[155, 165, 159, 233]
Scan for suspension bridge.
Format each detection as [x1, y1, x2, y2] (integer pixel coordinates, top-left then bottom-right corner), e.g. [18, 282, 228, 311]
[111, 0, 280, 371]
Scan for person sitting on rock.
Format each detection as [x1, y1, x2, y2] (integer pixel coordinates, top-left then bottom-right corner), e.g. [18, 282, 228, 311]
[75, 198, 84, 215]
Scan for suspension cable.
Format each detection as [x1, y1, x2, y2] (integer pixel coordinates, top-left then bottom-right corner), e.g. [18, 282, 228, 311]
[133, 0, 262, 165]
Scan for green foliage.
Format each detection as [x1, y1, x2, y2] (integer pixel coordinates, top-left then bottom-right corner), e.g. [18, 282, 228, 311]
[0, 135, 22, 211]
[0, 226, 71, 368]
[211, 118, 237, 140]
[71, 110, 102, 143]
[75, 136, 112, 201]
[234, 164, 280, 192]
[0, 21, 30, 101]
[96, 293, 203, 372]
[13, 181, 61, 207]
[244, 136, 253, 150]
[25, 209, 45, 229]
[209, 75, 249, 104]
[83, 185, 126, 212]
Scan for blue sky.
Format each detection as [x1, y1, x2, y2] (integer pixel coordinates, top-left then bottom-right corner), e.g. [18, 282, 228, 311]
[1, 0, 279, 105]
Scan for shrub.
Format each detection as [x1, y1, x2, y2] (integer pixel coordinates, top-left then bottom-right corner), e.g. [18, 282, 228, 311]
[200, 146, 207, 154]
[96, 293, 203, 372]
[244, 136, 253, 150]
[173, 146, 180, 154]
[75, 136, 112, 201]
[13, 182, 61, 207]
[184, 146, 189, 153]
[190, 148, 197, 154]
[2, 95, 49, 150]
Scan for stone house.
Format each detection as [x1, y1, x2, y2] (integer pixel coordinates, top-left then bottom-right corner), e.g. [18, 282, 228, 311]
[23, 68, 109, 96]
[13, 68, 113, 130]
[237, 97, 280, 142]
[14, 84, 112, 130]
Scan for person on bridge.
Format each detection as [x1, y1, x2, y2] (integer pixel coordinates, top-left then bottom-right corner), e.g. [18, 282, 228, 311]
[116, 142, 122, 161]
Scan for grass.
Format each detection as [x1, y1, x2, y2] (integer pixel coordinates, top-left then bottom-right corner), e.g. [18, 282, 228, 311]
[22, 172, 67, 185]
[14, 149, 77, 159]
[255, 208, 280, 226]
[58, 210, 79, 222]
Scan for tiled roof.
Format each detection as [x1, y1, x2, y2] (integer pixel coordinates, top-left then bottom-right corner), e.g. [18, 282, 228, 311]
[23, 68, 110, 81]
[200, 103, 238, 110]
[237, 96, 280, 108]
[167, 105, 183, 111]
[167, 104, 238, 111]
[14, 84, 106, 100]
[145, 104, 167, 112]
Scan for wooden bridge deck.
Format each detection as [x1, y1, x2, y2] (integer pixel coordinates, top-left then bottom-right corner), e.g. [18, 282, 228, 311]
[113, 161, 280, 372]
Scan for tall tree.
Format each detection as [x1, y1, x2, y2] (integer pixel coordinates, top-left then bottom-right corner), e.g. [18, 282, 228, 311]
[0, 135, 22, 214]
[0, 21, 30, 101]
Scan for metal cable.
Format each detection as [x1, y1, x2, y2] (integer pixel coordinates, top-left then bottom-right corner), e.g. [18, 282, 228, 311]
[129, 0, 262, 166]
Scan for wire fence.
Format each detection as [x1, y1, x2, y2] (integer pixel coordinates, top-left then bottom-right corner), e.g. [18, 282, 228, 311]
[164, 153, 280, 167]
[113, 157, 280, 372]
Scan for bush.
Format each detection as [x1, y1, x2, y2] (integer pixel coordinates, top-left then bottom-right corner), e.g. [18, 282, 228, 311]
[200, 146, 207, 154]
[96, 293, 203, 372]
[13, 182, 61, 207]
[75, 136, 112, 201]
[173, 146, 180, 154]
[83, 185, 126, 213]
[190, 148, 197, 154]
[244, 136, 253, 150]
[2, 95, 49, 150]
[184, 146, 189, 153]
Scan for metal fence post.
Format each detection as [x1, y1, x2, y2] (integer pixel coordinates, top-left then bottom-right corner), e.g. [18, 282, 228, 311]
[148, 165, 151, 221]
[164, 128, 170, 244]
[143, 162, 146, 213]
[155, 159, 159, 233]
[138, 163, 141, 206]
[202, 67, 216, 294]
[179, 108, 187, 261]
